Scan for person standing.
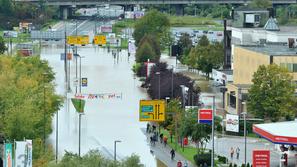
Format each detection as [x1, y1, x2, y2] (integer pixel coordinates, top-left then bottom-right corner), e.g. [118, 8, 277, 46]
[236, 147, 240, 160]
[159, 133, 164, 143]
[163, 135, 168, 147]
[170, 149, 175, 160]
[183, 160, 188, 167]
[230, 147, 234, 159]
[146, 123, 150, 133]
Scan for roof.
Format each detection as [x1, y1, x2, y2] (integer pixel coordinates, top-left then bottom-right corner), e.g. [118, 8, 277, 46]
[253, 121, 297, 145]
[239, 44, 297, 56]
[235, 7, 268, 12]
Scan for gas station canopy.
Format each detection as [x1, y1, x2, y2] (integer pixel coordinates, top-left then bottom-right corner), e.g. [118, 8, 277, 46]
[253, 121, 297, 145]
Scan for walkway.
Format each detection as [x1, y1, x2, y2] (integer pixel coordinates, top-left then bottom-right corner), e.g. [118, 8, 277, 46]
[141, 128, 195, 167]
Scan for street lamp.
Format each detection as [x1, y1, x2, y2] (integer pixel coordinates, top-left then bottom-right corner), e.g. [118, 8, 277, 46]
[241, 101, 247, 166]
[114, 140, 122, 162]
[78, 113, 84, 157]
[155, 72, 161, 99]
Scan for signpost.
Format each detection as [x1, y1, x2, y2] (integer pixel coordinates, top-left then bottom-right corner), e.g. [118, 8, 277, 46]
[139, 100, 165, 122]
[253, 150, 270, 167]
[198, 109, 213, 124]
[81, 78, 88, 87]
[67, 35, 89, 46]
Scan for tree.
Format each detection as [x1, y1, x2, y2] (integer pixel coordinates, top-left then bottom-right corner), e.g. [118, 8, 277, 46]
[133, 9, 170, 48]
[138, 34, 161, 57]
[177, 33, 193, 63]
[135, 41, 158, 63]
[48, 150, 144, 167]
[0, 36, 7, 54]
[247, 64, 296, 121]
[250, 0, 272, 9]
[186, 36, 224, 78]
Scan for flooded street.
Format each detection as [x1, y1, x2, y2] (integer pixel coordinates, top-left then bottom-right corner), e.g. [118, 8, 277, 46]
[41, 43, 159, 166]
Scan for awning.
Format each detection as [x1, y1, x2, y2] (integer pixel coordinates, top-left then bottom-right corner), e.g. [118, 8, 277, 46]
[253, 121, 297, 145]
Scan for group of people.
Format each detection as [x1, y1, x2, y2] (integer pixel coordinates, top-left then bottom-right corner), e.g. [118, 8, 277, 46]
[147, 123, 168, 147]
[230, 147, 240, 160]
[147, 123, 188, 167]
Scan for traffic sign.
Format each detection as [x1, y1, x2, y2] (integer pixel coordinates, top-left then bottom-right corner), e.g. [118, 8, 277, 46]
[77, 35, 89, 46]
[198, 109, 213, 124]
[81, 78, 88, 87]
[139, 100, 165, 122]
[67, 36, 77, 45]
[94, 35, 106, 46]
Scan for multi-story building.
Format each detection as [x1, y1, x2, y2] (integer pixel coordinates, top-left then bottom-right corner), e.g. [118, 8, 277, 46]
[225, 44, 297, 114]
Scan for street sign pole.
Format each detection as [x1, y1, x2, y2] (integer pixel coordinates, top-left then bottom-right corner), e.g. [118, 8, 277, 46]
[211, 96, 215, 167]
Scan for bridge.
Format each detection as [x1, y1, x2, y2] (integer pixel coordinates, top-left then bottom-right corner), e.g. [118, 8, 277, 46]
[15, 0, 297, 6]
[15, 0, 297, 19]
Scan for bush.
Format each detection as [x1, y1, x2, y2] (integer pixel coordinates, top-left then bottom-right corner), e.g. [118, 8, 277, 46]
[217, 155, 227, 163]
[194, 153, 211, 166]
[229, 163, 233, 167]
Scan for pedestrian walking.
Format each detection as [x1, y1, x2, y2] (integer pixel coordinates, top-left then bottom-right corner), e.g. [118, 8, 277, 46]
[170, 149, 175, 160]
[152, 125, 156, 132]
[183, 160, 188, 167]
[230, 147, 234, 159]
[177, 160, 182, 167]
[146, 123, 150, 133]
[236, 147, 240, 160]
[163, 136, 168, 147]
[159, 133, 164, 143]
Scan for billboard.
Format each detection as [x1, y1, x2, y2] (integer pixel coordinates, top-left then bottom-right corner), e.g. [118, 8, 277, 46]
[4, 143, 13, 167]
[26, 140, 33, 167]
[198, 109, 213, 124]
[15, 141, 27, 167]
[253, 150, 270, 167]
[226, 114, 239, 133]
[139, 100, 165, 122]
[100, 25, 112, 33]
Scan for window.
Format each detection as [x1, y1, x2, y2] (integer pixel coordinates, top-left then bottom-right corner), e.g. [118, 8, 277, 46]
[293, 64, 297, 72]
[279, 63, 297, 72]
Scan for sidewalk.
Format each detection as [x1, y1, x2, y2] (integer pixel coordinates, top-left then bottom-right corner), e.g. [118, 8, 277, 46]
[141, 128, 195, 167]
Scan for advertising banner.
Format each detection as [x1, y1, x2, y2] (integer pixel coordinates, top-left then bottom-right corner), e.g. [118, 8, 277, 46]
[26, 140, 33, 167]
[4, 143, 13, 167]
[15, 141, 27, 167]
[253, 150, 270, 167]
[100, 25, 112, 33]
[226, 114, 239, 132]
[128, 41, 136, 54]
[198, 109, 213, 124]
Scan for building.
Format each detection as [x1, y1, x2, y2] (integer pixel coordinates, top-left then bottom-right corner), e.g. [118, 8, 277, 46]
[225, 44, 297, 114]
[232, 7, 269, 28]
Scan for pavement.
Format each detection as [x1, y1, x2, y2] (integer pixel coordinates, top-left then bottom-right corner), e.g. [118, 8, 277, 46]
[141, 128, 195, 167]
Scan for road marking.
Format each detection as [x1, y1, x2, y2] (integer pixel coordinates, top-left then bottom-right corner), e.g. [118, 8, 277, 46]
[70, 20, 89, 35]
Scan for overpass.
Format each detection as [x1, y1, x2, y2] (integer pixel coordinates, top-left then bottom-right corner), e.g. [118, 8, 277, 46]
[15, 0, 297, 19]
[15, 0, 297, 6]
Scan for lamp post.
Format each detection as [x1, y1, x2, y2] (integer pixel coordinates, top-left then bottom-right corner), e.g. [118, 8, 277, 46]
[114, 140, 122, 162]
[241, 101, 247, 166]
[74, 54, 84, 94]
[78, 113, 84, 157]
[155, 72, 161, 99]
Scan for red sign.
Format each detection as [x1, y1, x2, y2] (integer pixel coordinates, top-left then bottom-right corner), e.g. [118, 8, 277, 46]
[198, 109, 213, 124]
[253, 150, 270, 167]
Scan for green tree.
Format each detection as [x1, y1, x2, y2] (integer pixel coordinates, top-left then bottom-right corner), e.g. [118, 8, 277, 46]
[48, 150, 144, 167]
[247, 64, 296, 121]
[186, 36, 223, 78]
[250, 0, 272, 9]
[133, 10, 170, 48]
[177, 33, 192, 63]
[138, 34, 161, 57]
[0, 36, 7, 54]
[135, 40, 158, 63]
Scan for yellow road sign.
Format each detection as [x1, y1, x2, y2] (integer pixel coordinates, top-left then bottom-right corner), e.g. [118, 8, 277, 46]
[94, 35, 106, 45]
[77, 35, 89, 45]
[139, 100, 165, 122]
[67, 36, 77, 45]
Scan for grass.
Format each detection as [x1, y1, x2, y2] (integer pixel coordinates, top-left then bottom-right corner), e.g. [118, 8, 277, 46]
[121, 38, 128, 48]
[160, 128, 197, 165]
[0, 31, 31, 43]
[41, 19, 59, 31]
[112, 19, 135, 35]
[169, 15, 220, 27]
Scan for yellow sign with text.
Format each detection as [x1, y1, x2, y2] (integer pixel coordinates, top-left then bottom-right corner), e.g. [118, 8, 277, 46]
[94, 35, 106, 45]
[67, 36, 77, 45]
[67, 35, 89, 45]
[139, 100, 165, 122]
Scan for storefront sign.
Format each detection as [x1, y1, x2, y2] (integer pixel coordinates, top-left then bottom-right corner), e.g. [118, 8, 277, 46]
[226, 114, 239, 132]
[253, 150, 270, 167]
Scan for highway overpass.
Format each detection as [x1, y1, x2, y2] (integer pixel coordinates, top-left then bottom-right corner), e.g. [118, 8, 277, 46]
[14, 0, 297, 6]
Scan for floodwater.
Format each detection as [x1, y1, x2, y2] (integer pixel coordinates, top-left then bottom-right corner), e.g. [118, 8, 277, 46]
[42, 44, 160, 166]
